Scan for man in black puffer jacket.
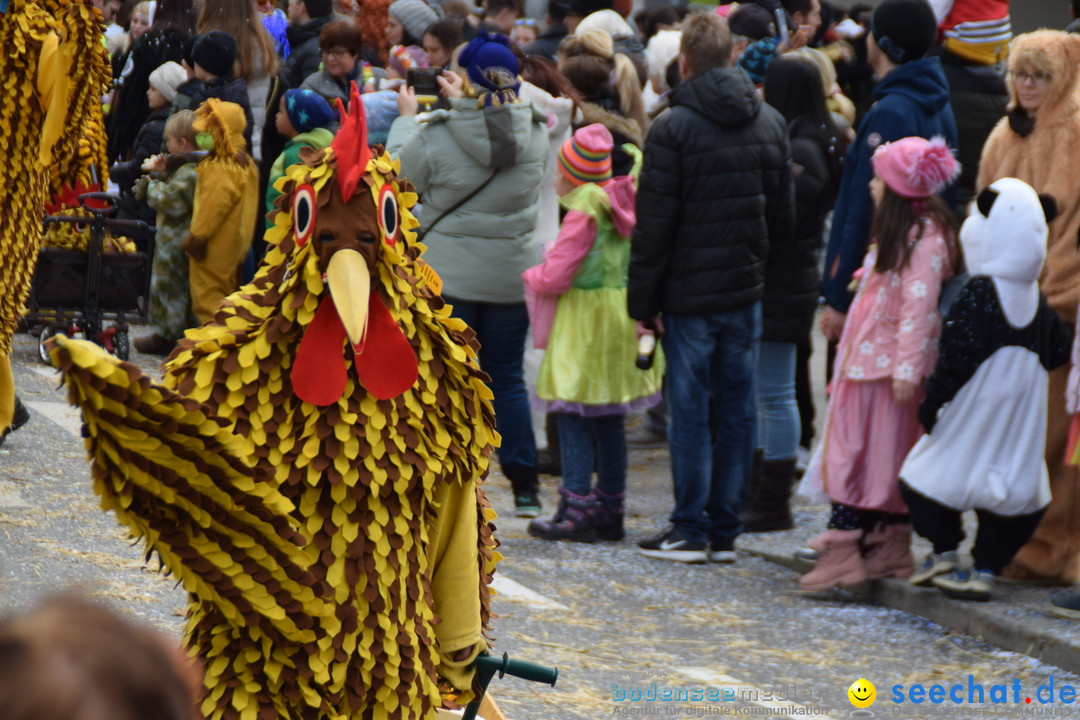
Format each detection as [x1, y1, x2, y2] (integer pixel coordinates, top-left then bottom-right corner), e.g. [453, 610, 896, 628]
[629, 11, 794, 564]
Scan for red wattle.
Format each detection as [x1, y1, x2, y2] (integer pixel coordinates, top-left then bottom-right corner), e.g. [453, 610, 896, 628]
[354, 294, 419, 400]
[292, 297, 348, 406]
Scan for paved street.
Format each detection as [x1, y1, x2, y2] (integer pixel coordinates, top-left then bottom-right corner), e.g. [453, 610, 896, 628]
[4, 326, 1080, 720]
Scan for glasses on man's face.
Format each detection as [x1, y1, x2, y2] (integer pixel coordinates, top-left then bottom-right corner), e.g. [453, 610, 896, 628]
[1010, 69, 1051, 86]
[322, 47, 353, 58]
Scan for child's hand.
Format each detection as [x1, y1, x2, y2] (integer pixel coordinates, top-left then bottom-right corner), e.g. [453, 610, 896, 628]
[141, 153, 166, 174]
[182, 233, 207, 261]
[892, 379, 918, 404]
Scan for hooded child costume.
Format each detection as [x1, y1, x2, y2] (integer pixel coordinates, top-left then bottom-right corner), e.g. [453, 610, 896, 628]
[899, 178, 1070, 596]
[186, 98, 260, 323]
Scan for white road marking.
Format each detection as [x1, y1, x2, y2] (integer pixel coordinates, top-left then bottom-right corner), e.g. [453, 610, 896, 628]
[490, 574, 570, 611]
[675, 667, 843, 719]
[31, 365, 60, 381]
[0, 481, 29, 507]
[24, 401, 83, 440]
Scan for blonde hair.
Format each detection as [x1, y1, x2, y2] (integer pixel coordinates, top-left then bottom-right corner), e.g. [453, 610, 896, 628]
[165, 109, 198, 146]
[559, 30, 647, 132]
[1009, 45, 1053, 76]
[786, 47, 835, 99]
[131, 0, 151, 21]
[197, 0, 280, 81]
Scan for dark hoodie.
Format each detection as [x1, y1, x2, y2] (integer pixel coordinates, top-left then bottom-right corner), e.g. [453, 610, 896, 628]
[821, 56, 958, 313]
[188, 76, 255, 152]
[628, 66, 794, 319]
[283, 15, 334, 88]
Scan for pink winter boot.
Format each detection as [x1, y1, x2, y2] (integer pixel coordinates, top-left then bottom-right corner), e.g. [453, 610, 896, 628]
[862, 523, 916, 580]
[799, 529, 867, 591]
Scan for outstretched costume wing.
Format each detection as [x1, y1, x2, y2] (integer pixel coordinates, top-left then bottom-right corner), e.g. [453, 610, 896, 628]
[50, 336, 321, 644]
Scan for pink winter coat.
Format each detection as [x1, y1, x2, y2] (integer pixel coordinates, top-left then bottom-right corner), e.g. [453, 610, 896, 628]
[834, 219, 955, 386]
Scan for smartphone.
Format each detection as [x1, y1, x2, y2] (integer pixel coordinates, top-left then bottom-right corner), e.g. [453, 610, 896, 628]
[407, 68, 448, 113]
[775, 7, 789, 47]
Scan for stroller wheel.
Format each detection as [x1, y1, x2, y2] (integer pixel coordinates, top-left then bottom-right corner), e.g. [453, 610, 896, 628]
[38, 326, 65, 365]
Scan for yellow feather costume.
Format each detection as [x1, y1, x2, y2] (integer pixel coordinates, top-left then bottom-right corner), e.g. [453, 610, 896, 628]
[50, 87, 500, 720]
[0, 0, 109, 427]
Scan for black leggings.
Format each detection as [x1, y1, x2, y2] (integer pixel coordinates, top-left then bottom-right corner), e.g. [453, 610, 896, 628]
[827, 503, 907, 532]
[900, 482, 1045, 575]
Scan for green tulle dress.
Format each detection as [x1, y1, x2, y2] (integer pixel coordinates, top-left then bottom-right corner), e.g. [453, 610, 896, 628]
[535, 182, 663, 416]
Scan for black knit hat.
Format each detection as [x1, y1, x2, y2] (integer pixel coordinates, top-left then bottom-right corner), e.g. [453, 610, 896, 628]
[182, 33, 199, 67]
[192, 30, 238, 78]
[728, 4, 775, 41]
[870, 0, 937, 64]
[567, 0, 612, 17]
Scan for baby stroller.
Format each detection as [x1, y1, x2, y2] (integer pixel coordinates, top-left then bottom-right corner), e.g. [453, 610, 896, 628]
[27, 193, 154, 363]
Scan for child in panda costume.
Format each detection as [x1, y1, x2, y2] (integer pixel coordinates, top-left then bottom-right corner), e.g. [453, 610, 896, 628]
[899, 177, 1072, 601]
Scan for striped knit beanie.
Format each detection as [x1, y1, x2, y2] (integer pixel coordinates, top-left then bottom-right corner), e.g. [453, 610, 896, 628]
[558, 123, 613, 187]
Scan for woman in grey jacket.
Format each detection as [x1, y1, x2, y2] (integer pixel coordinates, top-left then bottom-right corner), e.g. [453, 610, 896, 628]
[388, 33, 549, 516]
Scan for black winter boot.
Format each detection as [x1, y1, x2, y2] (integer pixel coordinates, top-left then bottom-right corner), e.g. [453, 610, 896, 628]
[535, 412, 562, 476]
[591, 487, 625, 541]
[527, 487, 596, 542]
[740, 457, 797, 532]
[738, 449, 765, 520]
[502, 461, 542, 518]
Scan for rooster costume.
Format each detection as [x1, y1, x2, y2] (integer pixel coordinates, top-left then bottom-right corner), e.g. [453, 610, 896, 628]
[50, 85, 500, 720]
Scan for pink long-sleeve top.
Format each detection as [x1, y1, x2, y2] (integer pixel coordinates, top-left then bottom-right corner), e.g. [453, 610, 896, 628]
[835, 218, 956, 385]
[522, 175, 637, 295]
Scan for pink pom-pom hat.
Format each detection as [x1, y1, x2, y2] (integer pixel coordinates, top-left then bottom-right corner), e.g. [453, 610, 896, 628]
[871, 136, 960, 199]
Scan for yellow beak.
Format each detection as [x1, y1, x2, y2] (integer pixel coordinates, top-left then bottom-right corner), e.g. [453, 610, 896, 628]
[326, 248, 371, 349]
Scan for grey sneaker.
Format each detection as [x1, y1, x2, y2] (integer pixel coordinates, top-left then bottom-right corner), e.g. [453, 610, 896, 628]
[909, 550, 960, 586]
[794, 546, 818, 564]
[933, 567, 995, 601]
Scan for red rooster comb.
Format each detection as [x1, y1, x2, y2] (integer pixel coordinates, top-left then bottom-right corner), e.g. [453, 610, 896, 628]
[331, 82, 370, 201]
[45, 181, 107, 215]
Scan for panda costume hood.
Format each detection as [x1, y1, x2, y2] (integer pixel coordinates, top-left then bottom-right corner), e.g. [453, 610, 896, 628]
[961, 178, 1052, 328]
[899, 178, 1071, 516]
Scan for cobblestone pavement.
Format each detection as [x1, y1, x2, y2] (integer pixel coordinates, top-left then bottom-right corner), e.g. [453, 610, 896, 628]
[4, 327, 1080, 720]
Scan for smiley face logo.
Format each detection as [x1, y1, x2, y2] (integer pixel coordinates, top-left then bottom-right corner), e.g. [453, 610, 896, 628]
[848, 678, 876, 708]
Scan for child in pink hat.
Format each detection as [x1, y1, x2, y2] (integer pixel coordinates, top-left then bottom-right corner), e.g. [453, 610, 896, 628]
[798, 136, 961, 591]
[521, 124, 664, 543]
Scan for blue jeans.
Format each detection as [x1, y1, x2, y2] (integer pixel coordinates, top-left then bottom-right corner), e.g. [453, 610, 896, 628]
[445, 298, 536, 469]
[756, 340, 799, 461]
[557, 413, 627, 496]
[662, 304, 761, 544]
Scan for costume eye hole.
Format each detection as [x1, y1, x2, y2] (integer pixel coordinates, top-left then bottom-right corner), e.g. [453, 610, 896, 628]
[378, 184, 399, 245]
[293, 184, 316, 246]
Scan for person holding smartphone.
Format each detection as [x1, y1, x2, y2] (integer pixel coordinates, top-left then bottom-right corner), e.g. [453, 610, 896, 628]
[388, 33, 550, 518]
